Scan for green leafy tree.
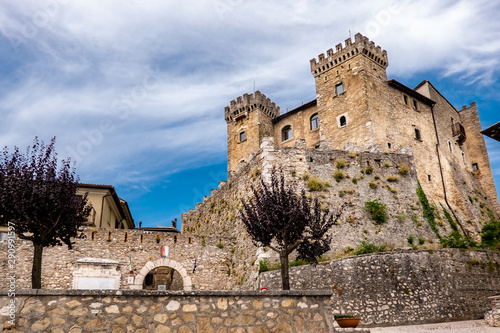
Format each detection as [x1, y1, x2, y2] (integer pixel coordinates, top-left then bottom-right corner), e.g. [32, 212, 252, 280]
[0, 137, 92, 288]
[240, 167, 344, 290]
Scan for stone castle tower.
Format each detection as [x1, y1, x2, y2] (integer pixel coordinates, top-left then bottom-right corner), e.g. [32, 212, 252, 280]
[224, 33, 499, 220]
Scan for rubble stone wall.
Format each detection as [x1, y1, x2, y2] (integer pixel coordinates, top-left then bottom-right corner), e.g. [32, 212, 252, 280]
[0, 290, 333, 333]
[259, 248, 500, 326]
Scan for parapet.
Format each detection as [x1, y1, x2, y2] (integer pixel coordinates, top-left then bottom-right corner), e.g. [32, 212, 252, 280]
[310, 33, 388, 77]
[224, 90, 280, 122]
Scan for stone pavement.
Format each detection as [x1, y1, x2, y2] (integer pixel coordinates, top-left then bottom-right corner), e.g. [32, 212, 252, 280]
[369, 320, 499, 333]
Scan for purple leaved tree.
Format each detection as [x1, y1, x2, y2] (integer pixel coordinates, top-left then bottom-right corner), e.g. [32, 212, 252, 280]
[0, 137, 92, 289]
[240, 167, 344, 290]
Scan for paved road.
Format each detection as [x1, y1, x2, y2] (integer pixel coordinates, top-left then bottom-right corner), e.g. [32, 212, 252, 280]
[369, 320, 499, 333]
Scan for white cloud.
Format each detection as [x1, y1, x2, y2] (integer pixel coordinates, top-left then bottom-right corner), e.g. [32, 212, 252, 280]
[0, 0, 499, 200]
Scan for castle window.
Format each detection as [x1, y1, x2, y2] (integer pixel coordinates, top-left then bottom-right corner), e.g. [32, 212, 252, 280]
[462, 152, 466, 163]
[428, 175, 432, 181]
[412, 99, 418, 110]
[414, 128, 422, 141]
[310, 113, 319, 130]
[335, 82, 344, 95]
[340, 116, 347, 127]
[472, 163, 479, 171]
[387, 142, 392, 149]
[239, 131, 246, 142]
[403, 95, 408, 105]
[282, 125, 292, 141]
[448, 141, 452, 153]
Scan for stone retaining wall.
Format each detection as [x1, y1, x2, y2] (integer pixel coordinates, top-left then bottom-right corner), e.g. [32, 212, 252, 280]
[259, 249, 500, 326]
[0, 289, 333, 333]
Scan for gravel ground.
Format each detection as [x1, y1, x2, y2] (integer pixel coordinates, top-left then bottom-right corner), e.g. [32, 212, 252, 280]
[368, 320, 499, 333]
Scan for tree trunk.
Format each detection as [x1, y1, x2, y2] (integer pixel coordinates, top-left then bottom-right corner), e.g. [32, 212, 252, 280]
[279, 249, 290, 290]
[32, 242, 44, 289]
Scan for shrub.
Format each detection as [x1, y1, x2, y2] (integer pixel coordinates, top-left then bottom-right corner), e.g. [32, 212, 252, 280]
[369, 180, 378, 189]
[407, 235, 414, 245]
[418, 238, 425, 245]
[384, 161, 391, 168]
[399, 164, 410, 175]
[365, 165, 374, 174]
[291, 170, 296, 177]
[334, 170, 345, 182]
[302, 174, 310, 181]
[352, 177, 358, 184]
[441, 231, 476, 249]
[387, 175, 399, 182]
[354, 240, 386, 255]
[365, 199, 388, 224]
[389, 186, 398, 193]
[481, 220, 500, 248]
[201, 235, 206, 247]
[336, 159, 346, 169]
[258, 260, 270, 273]
[348, 151, 357, 158]
[216, 241, 224, 249]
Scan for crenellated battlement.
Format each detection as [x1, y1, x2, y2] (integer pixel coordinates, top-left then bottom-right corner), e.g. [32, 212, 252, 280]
[310, 32, 388, 77]
[224, 90, 280, 122]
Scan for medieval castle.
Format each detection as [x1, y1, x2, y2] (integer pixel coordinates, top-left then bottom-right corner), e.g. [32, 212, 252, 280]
[224, 32, 498, 221]
[2, 33, 500, 331]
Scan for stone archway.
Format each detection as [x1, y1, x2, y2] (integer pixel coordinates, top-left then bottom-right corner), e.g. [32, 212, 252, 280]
[132, 258, 192, 291]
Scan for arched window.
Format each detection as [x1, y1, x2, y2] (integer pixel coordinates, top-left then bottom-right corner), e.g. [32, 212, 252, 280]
[339, 116, 347, 127]
[282, 125, 292, 141]
[310, 113, 319, 130]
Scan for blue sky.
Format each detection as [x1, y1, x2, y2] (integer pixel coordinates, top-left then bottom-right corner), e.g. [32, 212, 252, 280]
[1, 0, 499, 227]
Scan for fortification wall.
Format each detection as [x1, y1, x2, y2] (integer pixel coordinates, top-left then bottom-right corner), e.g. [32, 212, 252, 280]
[259, 249, 500, 326]
[0, 228, 238, 291]
[0, 290, 333, 333]
[182, 139, 484, 291]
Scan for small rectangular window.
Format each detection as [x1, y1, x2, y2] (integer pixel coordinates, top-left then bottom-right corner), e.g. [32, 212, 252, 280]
[412, 99, 418, 110]
[403, 95, 408, 105]
[239, 131, 246, 142]
[428, 175, 431, 181]
[414, 128, 421, 141]
[387, 142, 392, 149]
[335, 82, 344, 95]
[472, 163, 479, 171]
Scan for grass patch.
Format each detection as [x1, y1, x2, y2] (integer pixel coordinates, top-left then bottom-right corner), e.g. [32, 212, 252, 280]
[387, 175, 399, 182]
[334, 170, 345, 182]
[399, 164, 410, 175]
[336, 159, 347, 169]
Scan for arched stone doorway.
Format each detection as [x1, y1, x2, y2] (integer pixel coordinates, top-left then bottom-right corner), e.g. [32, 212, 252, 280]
[132, 258, 192, 291]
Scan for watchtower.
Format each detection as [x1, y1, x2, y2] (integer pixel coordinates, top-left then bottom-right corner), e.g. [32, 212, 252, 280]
[225, 91, 280, 177]
[310, 33, 390, 150]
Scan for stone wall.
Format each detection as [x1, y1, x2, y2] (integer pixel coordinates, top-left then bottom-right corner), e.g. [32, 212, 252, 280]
[0, 228, 240, 291]
[0, 290, 333, 333]
[259, 249, 500, 326]
[182, 139, 478, 278]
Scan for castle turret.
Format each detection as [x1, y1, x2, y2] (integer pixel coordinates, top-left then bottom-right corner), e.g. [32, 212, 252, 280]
[310, 32, 388, 77]
[225, 91, 280, 177]
[309, 33, 390, 152]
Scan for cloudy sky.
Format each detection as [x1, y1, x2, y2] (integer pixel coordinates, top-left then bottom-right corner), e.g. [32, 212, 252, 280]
[1, 0, 499, 227]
